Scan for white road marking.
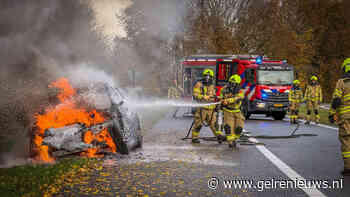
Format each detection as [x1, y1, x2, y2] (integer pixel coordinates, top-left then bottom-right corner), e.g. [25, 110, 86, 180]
[298, 119, 338, 131]
[285, 116, 338, 131]
[249, 137, 326, 197]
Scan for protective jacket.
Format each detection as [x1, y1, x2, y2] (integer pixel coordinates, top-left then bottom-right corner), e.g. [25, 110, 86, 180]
[330, 73, 350, 170]
[304, 84, 323, 103]
[193, 81, 216, 109]
[289, 87, 303, 103]
[330, 74, 350, 120]
[220, 86, 244, 113]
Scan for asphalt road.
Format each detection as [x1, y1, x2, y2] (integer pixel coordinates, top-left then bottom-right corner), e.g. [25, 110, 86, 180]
[56, 108, 350, 197]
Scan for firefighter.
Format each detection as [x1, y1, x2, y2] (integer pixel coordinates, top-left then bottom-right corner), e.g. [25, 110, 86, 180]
[329, 58, 350, 175]
[168, 80, 183, 118]
[288, 80, 303, 124]
[220, 74, 245, 148]
[304, 75, 323, 124]
[168, 80, 182, 99]
[191, 69, 224, 143]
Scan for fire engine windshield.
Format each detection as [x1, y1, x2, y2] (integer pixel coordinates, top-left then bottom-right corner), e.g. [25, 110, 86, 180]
[257, 70, 293, 85]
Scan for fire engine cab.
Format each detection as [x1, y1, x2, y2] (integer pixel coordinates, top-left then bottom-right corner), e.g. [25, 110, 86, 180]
[182, 54, 294, 120]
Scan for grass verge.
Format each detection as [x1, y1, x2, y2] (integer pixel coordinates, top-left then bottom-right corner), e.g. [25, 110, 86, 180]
[0, 158, 97, 197]
[297, 104, 334, 126]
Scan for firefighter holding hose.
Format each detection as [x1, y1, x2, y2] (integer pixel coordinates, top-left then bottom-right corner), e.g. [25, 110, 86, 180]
[289, 80, 303, 124]
[304, 75, 323, 124]
[329, 58, 350, 176]
[220, 74, 245, 148]
[191, 69, 225, 143]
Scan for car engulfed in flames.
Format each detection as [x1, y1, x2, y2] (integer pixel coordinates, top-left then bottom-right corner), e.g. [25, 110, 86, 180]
[31, 78, 142, 163]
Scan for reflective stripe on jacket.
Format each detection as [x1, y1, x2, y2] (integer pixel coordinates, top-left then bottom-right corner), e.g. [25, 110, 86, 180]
[289, 89, 303, 103]
[304, 84, 322, 102]
[220, 86, 244, 113]
[330, 78, 350, 119]
[193, 81, 216, 109]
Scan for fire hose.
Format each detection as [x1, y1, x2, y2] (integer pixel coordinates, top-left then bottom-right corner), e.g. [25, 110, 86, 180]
[248, 121, 317, 139]
[181, 100, 264, 145]
[181, 103, 316, 144]
[181, 99, 220, 140]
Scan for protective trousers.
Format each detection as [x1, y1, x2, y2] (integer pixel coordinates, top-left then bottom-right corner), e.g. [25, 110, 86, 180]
[191, 108, 218, 139]
[223, 110, 244, 144]
[290, 102, 300, 123]
[306, 100, 320, 123]
[339, 120, 350, 169]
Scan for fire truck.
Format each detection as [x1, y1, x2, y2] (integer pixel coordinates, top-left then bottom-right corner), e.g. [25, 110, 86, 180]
[181, 54, 294, 120]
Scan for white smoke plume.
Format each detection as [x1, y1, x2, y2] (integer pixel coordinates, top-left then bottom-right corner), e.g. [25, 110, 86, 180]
[83, 0, 133, 52]
[0, 0, 191, 166]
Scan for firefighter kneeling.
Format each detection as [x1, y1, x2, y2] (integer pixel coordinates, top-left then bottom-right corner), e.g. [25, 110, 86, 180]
[191, 69, 225, 143]
[220, 74, 245, 148]
[289, 80, 303, 124]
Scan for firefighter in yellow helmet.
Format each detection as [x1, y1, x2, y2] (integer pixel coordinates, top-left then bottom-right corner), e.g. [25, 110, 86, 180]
[191, 69, 225, 143]
[329, 57, 350, 175]
[288, 80, 303, 124]
[168, 80, 183, 99]
[304, 75, 323, 124]
[220, 74, 245, 148]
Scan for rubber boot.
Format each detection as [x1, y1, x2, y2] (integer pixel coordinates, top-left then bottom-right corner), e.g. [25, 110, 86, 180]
[294, 117, 298, 124]
[290, 118, 294, 124]
[342, 168, 350, 176]
[217, 135, 226, 144]
[228, 141, 236, 149]
[192, 138, 200, 144]
[305, 115, 311, 125]
[315, 115, 320, 124]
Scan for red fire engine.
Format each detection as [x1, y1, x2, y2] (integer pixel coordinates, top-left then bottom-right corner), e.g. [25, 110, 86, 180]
[181, 54, 294, 120]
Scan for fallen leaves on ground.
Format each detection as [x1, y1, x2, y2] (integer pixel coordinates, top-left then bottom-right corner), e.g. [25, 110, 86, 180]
[45, 159, 253, 197]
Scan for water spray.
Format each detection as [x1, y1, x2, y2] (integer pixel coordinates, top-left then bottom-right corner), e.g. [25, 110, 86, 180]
[124, 98, 220, 109]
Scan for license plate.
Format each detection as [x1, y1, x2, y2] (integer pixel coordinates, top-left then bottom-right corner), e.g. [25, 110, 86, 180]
[274, 104, 283, 107]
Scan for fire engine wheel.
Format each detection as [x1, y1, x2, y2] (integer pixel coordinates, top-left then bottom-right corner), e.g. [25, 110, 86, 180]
[272, 112, 286, 120]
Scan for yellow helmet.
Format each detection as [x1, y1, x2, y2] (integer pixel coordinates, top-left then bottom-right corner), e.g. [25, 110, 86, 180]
[342, 58, 350, 73]
[293, 80, 300, 85]
[310, 76, 318, 81]
[228, 74, 241, 84]
[203, 69, 214, 77]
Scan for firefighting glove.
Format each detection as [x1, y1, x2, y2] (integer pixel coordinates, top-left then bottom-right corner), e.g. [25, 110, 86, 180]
[203, 95, 210, 101]
[332, 98, 341, 109]
[328, 114, 335, 124]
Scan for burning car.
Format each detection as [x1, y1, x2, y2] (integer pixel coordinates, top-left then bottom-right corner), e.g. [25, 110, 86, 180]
[31, 78, 142, 162]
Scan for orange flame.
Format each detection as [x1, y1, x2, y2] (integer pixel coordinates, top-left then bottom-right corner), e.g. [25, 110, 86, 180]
[34, 78, 117, 162]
